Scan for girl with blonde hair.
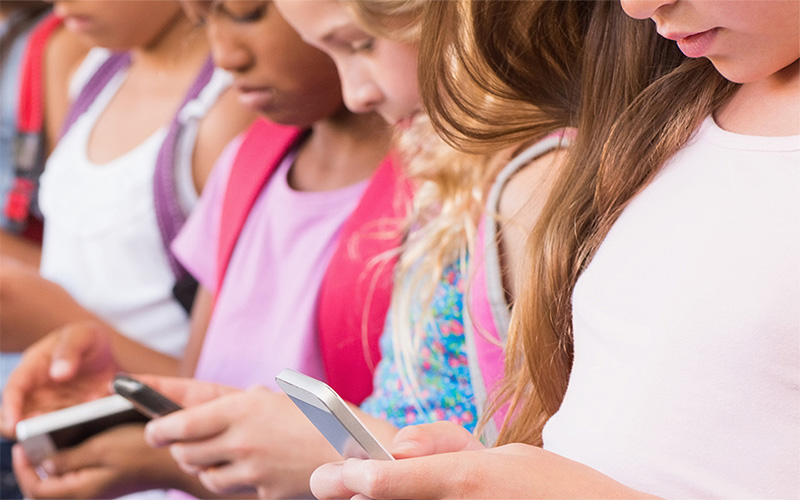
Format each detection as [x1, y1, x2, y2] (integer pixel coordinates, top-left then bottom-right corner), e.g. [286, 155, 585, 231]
[311, 0, 799, 498]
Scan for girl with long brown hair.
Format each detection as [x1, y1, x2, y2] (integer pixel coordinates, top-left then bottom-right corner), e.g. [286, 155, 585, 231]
[310, 0, 799, 498]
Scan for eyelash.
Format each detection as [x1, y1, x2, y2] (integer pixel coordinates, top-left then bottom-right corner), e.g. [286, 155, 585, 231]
[211, 2, 267, 23]
[350, 37, 376, 53]
[229, 5, 267, 23]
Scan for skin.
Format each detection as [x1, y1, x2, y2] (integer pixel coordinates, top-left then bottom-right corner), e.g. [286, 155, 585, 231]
[5, 1, 391, 497]
[139, 376, 398, 499]
[0, 0, 254, 353]
[305, 1, 800, 498]
[620, 0, 799, 137]
[1, 1, 253, 497]
[275, 0, 421, 126]
[311, 423, 653, 500]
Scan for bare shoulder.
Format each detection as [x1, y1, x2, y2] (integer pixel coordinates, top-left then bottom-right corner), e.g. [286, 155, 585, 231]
[498, 147, 569, 229]
[496, 146, 569, 299]
[43, 26, 90, 151]
[192, 87, 257, 193]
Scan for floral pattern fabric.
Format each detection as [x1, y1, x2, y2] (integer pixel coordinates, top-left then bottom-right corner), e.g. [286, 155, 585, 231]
[360, 262, 477, 432]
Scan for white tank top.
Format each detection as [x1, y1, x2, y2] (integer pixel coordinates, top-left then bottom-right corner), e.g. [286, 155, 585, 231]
[38, 49, 231, 357]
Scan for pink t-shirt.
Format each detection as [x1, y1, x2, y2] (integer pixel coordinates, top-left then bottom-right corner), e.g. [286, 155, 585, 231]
[172, 136, 368, 390]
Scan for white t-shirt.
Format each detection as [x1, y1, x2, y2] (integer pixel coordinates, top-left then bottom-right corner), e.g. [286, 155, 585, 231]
[38, 49, 230, 357]
[543, 116, 800, 498]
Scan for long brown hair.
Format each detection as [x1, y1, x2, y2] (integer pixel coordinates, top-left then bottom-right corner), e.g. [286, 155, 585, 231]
[419, 0, 589, 153]
[419, 0, 739, 445]
[500, 9, 738, 444]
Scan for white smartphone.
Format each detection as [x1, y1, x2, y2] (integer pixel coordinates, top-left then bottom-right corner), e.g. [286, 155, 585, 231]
[275, 369, 394, 460]
[15, 395, 148, 465]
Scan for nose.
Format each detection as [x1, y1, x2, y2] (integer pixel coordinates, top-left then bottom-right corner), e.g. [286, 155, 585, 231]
[338, 64, 382, 114]
[208, 20, 252, 74]
[620, 0, 676, 20]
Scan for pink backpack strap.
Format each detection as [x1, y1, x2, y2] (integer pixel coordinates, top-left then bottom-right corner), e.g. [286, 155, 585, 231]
[215, 119, 303, 294]
[317, 153, 412, 404]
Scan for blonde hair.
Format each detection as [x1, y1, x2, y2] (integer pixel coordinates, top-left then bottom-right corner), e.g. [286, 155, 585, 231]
[343, 0, 495, 418]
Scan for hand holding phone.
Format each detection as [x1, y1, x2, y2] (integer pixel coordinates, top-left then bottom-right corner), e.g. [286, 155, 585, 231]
[111, 374, 183, 419]
[275, 369, 393, 461]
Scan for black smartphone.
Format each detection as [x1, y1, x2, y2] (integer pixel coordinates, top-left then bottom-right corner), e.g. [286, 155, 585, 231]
[111, 374, 183, 419]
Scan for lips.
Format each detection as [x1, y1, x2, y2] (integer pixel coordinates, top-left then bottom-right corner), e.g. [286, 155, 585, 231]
[235, 85, 276, 112]
[660, 28, 719, 58]
[58, 12, 94, 33]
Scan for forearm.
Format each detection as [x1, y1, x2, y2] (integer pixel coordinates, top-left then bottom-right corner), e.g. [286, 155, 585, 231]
[0, 231, 41, 268]
[173, 473, 257, 500]
[0, 265, 96, 351]
[108, 330, 179, 376]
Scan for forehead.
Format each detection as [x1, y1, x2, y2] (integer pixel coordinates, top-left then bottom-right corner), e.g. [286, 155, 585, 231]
[275, 0, 364, 42]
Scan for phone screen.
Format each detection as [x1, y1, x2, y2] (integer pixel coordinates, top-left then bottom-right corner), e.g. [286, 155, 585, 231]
[48, 408, 148, 449]
[286, 396, 371, 459]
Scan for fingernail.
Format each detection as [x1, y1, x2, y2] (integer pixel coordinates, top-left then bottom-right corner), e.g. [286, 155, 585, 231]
[41, 459, 56, 475]
[392, 440, 421, 456]
[143, 423, 160, 446]
[50, 359, 71, 379]
[35, 466, 49, 480]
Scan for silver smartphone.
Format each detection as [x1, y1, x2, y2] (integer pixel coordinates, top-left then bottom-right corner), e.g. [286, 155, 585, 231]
[111, 374, 182, 419]
[275, 369, 394, 460]
[15, 395, 148, 465]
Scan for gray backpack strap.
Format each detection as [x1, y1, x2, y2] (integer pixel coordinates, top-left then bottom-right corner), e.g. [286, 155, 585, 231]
[467, 132, 571, 444]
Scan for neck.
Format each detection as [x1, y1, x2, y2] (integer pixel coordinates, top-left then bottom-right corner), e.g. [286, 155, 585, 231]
[290, 109, 392, 191]
[716, 59, 800, 136]
[130, 13, 208, 72]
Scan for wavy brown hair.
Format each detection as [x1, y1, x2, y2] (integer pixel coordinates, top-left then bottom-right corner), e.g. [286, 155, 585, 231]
[419, 0, 739, 445]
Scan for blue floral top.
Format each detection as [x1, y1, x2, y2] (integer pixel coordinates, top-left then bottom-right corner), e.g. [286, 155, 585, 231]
[360, 261, 477, 432]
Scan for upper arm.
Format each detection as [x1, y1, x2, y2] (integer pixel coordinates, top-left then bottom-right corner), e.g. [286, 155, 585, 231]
[496, 148, 569, 300]
[178, 285, 214, 377]
[190, 87, 256, 193]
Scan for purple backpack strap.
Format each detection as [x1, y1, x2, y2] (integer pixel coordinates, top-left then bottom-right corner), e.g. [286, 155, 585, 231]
[59, 52, 132, 138]
[153, 56, 216, 281]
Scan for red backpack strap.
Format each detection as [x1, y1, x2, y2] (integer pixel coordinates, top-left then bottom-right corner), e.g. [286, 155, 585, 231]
[3, 13, 63, 235]
[317, 153, 413, 404]
[216, 119, 303, 294]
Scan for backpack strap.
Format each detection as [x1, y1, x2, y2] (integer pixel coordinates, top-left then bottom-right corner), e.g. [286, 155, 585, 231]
[59, 51, 132, 138]
[317, 153, 412, 404]
[155, 56, 217, 312]
[153, 57, 215, 313]
[465, 129, 573, 445]
[215, 119, 303, 294]
[3, 13, 62, 236]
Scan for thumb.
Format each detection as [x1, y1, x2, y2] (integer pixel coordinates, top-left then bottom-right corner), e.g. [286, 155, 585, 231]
[48, 322, 109, 381]
[390, 422, 485, 459]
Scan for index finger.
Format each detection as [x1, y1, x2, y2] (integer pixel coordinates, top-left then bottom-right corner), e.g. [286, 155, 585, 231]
[2, 345, 52, 436]
[144, 396, 232, 448]
[133, 374, 236, 407]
